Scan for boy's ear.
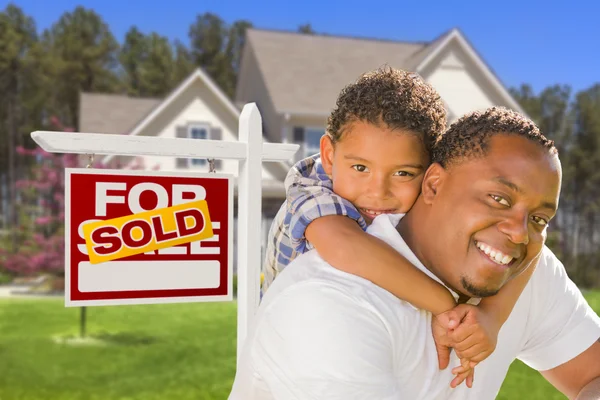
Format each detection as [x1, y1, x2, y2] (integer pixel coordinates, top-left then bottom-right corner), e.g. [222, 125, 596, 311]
[320, 134, 335, 175]
[421, 163, 446, 205]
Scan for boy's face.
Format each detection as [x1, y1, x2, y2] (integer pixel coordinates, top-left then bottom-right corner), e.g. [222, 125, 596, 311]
[321, 121, 429, 224]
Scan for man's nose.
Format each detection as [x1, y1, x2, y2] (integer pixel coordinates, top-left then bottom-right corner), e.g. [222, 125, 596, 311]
[497, 210, 530, 245]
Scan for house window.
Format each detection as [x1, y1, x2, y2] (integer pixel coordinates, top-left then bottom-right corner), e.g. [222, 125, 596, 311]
[304, 128, 324, 157]
[188, 124, 210, 166]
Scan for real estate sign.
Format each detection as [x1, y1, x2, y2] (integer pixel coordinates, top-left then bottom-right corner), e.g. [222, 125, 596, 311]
[65, 168, 233, 307]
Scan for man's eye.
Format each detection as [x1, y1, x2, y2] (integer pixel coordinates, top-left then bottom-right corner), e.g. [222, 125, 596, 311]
[490, 195, 510, 207]
[532, 216, 548, 227]
[352, 165, 368, 172]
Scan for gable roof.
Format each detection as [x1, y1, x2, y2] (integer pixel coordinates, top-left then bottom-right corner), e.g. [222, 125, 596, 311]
[100, 68, 242, 164]
[126, 68, 241, 138]
[414, 28, 526, 115]
[243, 27, 524, 117]
[81, 68, 241, 137]
[243, 28, 428, 116]
[79, 93, 161, 134]
[92, 68, 291, 181]
[404, 29, 454, 72]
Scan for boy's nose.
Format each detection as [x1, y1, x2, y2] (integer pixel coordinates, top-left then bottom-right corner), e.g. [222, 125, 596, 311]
[368, 175, 391, 199]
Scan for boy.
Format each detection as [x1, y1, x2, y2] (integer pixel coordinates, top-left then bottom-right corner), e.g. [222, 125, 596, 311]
[262, 67, 537, 387]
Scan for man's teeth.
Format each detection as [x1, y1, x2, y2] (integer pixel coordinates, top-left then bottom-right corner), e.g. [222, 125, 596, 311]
[476, 241, 514, 265]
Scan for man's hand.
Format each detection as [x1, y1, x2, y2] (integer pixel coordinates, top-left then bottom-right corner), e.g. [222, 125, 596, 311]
[432, 303, 501, 388]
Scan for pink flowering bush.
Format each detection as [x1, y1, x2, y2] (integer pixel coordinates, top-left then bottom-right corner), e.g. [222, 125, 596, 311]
[0, 117, 148, 277]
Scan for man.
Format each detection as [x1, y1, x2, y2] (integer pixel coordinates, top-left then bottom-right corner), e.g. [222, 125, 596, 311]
[229, 107, 600, 399]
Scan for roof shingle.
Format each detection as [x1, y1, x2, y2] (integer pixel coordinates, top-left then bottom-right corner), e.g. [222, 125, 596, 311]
[244, 29, 436, 116]
[79, 93, 161, 134]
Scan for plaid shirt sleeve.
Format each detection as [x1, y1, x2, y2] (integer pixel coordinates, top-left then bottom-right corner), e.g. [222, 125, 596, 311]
[285, 155, 367, 253]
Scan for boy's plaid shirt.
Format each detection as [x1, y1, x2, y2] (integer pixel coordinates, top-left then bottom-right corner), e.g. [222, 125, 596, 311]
[262, 154, 367, 294]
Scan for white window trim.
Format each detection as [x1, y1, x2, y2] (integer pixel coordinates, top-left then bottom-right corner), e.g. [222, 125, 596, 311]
[188, 123, 211, 167]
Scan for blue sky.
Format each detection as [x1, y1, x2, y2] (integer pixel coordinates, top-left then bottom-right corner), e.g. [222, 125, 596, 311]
[6, 0, 599, 95]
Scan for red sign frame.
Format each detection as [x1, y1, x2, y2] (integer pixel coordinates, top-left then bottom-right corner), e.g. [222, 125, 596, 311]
[65, 168, 234, 306]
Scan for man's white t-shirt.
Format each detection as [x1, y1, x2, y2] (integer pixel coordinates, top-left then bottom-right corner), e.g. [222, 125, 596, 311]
[229, 214, 600, 399]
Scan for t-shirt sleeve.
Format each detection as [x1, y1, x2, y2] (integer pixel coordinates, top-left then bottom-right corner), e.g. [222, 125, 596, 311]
[252, 282, 400, 399]
[284, 160, 366, 253]
[517, 246, 600, 371]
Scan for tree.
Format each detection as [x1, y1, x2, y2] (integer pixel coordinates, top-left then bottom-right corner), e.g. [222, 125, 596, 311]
[188, 13, 252, 98]
[120, 28, 176, 97]
[298, 23, 316, 34]
[188, 12, 228, 93]
[172, 39, 195, 85]
[0, 116, 77, 276]
[141, 32, 175, 97]
[220, 20, 252, 97]
[189, 13, 226, 71]
[0, 4, 43, 250]
[226, 20, 252, 77]
[42, 6, 120, 128]
[119, 26, 146, 96]
[570, 84, 600, 285]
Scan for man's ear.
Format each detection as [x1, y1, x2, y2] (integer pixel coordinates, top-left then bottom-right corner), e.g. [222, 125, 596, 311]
[320, 134, 335, 175]
[421, 163, 446, 205]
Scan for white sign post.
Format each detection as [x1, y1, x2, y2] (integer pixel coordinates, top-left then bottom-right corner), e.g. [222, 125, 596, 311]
[31, 103, 299, 363]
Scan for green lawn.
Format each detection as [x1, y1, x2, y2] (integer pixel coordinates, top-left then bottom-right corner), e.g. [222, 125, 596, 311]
[0, 298, 237, 400]
[0, 291, 598, 400]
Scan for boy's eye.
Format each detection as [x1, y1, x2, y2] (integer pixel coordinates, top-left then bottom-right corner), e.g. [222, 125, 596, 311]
[490, 194, 510, 207]
[352, 165, 368, 172]
[394, 171, 414, 177]
[532, 215, 548, 227]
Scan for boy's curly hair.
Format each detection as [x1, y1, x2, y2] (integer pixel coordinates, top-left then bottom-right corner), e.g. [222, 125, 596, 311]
[326, 66, 447, 154]
[432, 106, 557, 168]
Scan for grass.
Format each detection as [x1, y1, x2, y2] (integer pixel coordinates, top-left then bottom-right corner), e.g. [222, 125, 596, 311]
[0, 298, 237, 400]
[0, 291, 598, 400]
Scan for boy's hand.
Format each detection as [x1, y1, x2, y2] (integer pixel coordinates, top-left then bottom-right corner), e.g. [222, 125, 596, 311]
[451, 358, 475, 389]
[432, 303, 501, 388]
[446, 303, 500, 363]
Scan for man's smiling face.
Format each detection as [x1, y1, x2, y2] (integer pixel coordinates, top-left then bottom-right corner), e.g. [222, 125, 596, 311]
[417, 134, 561, 298]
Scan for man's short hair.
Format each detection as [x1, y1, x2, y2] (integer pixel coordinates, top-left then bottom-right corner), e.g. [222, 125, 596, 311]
[432, 106, 557, 168]
[326, 66, 447, 155]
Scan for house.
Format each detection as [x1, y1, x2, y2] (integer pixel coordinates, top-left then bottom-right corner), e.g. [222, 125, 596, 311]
[236, 27, 525, 162]
[79, 69, 290, 262]
[78, 27, 526, 262]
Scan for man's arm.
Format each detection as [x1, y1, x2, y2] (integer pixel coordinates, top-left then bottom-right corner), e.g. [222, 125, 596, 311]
[253, 282, 400, 399]
[541, 339, 600, 400]
[516, 248, 600, 399]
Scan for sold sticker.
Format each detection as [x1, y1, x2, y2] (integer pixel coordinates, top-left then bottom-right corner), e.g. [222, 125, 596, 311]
[82, 200, 213, 264]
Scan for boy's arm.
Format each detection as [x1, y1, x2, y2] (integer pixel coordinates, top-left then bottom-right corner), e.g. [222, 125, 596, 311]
[285, 156, 367, 253]
[306, 216, 456, 315]
[478, 253, 540, 331]
[443, 254, 542, 368]
[285, 157, 455, 315]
